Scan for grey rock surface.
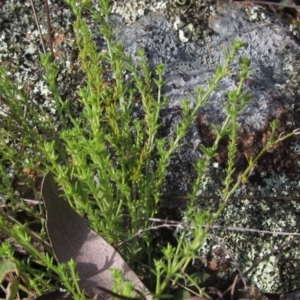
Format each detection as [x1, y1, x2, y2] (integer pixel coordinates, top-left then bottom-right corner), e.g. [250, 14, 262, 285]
[109, 2, 300, 293]
[107, 2, 300, 196]
[113, 2, 299, 130]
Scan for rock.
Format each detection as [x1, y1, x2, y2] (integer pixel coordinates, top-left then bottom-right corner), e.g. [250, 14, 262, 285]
[114, 2, 299, 128]
[110, 1, 300, 293]
[110, 1, 300, 189]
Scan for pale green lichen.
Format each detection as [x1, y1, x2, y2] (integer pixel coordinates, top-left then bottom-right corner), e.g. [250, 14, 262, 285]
[174, 160, 300, 293]
[111, 0, 217, 42]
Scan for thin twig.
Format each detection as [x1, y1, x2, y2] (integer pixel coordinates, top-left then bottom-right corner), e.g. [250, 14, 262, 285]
[173, 279, 210, 300]
[0, 194, 41, 204]
[119, 218, 300, 247]
[44, 0, 54, 59]
[148, 218, 300, 237]
[118, 223, 181, 246]
[231, 276, 239, 300]
[29, 0, 47, 54]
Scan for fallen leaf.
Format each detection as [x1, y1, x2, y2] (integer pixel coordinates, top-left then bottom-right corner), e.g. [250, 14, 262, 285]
[41, 172, 152, 300]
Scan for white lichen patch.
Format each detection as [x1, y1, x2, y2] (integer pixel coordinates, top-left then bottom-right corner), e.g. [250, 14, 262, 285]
[110, 0, 216, 42]
[244, 5, 267, 22]
[178, 29, 189, 43]
[111, 0, 167, 25]
[251, 255, 280, 291]
[173, 15, 183, 31]
[186, 164, 300, 293]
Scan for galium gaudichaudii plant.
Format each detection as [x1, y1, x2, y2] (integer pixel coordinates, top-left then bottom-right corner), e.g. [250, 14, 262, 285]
[0, 0, 299, 298]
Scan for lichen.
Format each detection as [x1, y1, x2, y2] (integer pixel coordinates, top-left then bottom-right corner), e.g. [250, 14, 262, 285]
[111, 0, 217, 43]
[188, 164, 300, 293]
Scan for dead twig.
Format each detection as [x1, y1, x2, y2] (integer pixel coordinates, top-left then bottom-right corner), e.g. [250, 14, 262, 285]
[44, 0, 54, 59]
[147, 218, 300, 237]
[29, 0, 47, 55]
[29, 0, 54, 58]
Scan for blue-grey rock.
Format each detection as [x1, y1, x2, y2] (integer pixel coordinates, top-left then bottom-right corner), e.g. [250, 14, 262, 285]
[110, 2, 300, 293]
[113, 3, 299, 131]
[108, 2, 300, 197]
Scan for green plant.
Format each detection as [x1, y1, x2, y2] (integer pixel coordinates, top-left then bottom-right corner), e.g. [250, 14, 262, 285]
[0, 0, 299, 299]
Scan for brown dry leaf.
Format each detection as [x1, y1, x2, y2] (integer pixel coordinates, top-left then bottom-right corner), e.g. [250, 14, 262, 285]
[41, 172, 152, 300]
